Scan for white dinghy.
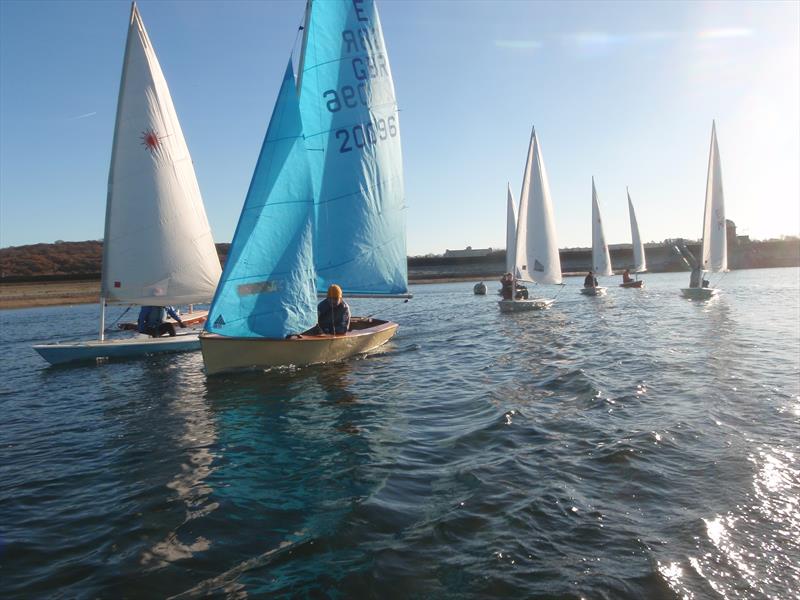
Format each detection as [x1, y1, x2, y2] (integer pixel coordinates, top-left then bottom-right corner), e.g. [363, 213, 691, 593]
[33, 4, 221, 366]
[580, 178, 611, 296]
[499, 127, 562, 313]
[681, 121, 727, 300]
[201, 0, 410, 375]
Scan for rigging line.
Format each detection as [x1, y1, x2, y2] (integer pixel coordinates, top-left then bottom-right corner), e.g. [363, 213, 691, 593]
[104, 305, 133, 332]
[710, 270, 728, 289]
[363, 297, 411, 320]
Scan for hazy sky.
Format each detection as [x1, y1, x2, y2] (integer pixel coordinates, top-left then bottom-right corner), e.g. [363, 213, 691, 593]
[1, 0, 798, 255]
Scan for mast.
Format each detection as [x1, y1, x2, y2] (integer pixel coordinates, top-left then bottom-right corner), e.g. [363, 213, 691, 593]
[296, 0, 312, 95]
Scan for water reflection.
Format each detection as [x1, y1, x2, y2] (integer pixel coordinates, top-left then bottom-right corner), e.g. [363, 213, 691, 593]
[141, 365, 219, 567]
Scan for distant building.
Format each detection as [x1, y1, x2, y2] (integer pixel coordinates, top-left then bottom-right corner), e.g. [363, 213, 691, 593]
[443, 246, 493, 258]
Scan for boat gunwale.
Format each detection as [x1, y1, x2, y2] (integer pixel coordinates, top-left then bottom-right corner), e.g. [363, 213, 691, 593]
[199, 318, 397, 343]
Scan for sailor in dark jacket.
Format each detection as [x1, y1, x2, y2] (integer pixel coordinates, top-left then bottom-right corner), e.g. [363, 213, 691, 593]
[317, 284, 351, 334]
[137, 305, 185, 337]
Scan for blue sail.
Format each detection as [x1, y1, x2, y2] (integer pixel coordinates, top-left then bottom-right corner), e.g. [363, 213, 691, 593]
[206, 62, 317, 338]
[299, 0, 408, 296]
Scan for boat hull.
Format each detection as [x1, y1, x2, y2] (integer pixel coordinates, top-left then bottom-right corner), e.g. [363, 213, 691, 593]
[619, 281, 644, 289]
[680, 287, 719, 300]
[498, 298, 554, 312]
[33, 332, 201, 365]
[580, 287, 607, 296]
[200, 318, 398, 375]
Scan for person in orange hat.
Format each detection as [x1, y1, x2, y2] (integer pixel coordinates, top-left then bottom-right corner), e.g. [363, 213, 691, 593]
[317, 284, 351, 335]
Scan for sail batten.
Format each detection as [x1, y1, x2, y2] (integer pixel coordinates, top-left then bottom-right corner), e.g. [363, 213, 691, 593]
[591, 178, 613, 277]
[627, 189, 647, 272]
[101, 3, 220, 306]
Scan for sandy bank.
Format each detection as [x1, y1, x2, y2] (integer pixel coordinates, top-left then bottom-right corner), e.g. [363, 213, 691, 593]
[0, 280, 100, 309]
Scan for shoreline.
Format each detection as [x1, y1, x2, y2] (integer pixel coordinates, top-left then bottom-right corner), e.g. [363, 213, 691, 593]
[0, 280, 100, 310]
[0, 273, 588, 310]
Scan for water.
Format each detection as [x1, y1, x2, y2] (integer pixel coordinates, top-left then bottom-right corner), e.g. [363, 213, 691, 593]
[1, 268, 798, 599]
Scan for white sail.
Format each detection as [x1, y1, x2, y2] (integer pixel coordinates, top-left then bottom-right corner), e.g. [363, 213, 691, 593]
[701, 121, 727, 272]
[514, 128, 562, 285]
[627, 188, 646, 272]
[505, 183, 517, 273]
[101, 3, 221, 306]
[591, 177, 613, 277]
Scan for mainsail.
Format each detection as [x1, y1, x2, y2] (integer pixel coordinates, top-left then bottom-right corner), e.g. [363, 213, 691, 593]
[627, 188, 646, 272]
[298, 0, 408, 296]
[101, 3, 221, 306]
[591, 177, 613, 277]
[505, 183, 517, 274]
[205, 62, 317, 339]
[514, 128, 562, 285]
[701, 121, 727, 272]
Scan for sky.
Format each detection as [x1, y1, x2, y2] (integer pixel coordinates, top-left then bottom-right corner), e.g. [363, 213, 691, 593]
[1, 0, 798, 255]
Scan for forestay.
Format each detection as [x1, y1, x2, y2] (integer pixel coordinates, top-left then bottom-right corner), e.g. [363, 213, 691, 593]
[205, 63, 317, 339]
[298, 0, 408, 296]
[701, 121, 727, 272]
[514, 128, 562, 285]
[505, 183, 517, 274]
[101, 3, 221, 306]
[591, 177, 613, 277]
[627, 189, 646, 272]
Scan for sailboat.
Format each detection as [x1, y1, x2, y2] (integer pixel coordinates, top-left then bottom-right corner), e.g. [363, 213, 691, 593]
[581, 177, 612, 296]
[681, 121, 727, 299]
[200, 0, 409, 375]
[499, 127, 562, 312]
[620, 188, 646, 288]
[33, 3, 221, 365]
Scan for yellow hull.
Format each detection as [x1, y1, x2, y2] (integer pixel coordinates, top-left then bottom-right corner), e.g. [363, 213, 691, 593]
[200, 319, 398, 375]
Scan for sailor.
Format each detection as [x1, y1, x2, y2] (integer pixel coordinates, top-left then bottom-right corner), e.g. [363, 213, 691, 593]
[137, 305, 185, 337]
[318, 284, 351, 335]
[584, 271, 598, 288]
[622, 269, 633, 284]
[500, 273, 514, 300]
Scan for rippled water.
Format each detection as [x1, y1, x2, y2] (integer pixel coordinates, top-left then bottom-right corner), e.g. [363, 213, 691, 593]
[1, 268, 798, 599]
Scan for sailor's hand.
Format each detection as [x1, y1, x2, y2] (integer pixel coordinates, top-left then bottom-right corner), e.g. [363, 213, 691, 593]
[179, 321, 186, 328]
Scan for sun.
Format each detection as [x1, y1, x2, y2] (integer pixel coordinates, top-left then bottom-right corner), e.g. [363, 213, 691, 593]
[141, 129, 160, 152]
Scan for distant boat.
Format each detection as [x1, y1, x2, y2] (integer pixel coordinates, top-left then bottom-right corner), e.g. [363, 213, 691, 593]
[473, 282, 487, 295]
[499, 127, 562, 312]
[200, 0, 409, 375]
[581, 177, 611, 296]
[620, 188, 646, 288]
[681, 121, 727, 300]
[33, 3, 221, 366]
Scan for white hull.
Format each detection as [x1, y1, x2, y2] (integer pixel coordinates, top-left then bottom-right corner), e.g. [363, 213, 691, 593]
[33, 331, 201, 365]
[200, 319, 398, 375]
[680, 287, 719, 300]
[580, 287, 607, 296]
[498, 298, 554, 312]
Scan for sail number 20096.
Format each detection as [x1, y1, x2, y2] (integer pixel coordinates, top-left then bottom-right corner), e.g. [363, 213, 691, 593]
[335, 116, 397, 153]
